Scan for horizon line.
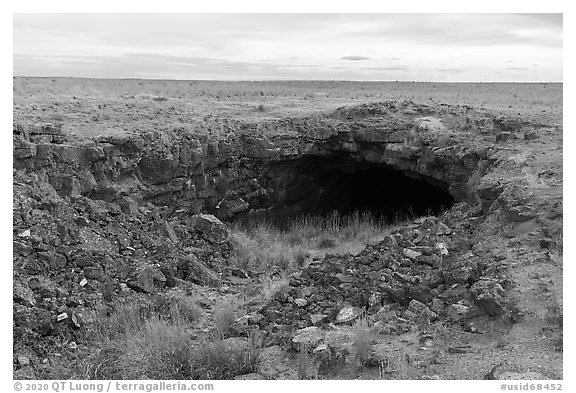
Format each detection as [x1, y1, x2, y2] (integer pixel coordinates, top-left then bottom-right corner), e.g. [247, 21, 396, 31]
[13, 75, 563, 84]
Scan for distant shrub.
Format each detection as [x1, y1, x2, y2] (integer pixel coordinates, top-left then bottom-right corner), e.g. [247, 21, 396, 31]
[152, 96, 168, 102]
[256, 103, 266, 112]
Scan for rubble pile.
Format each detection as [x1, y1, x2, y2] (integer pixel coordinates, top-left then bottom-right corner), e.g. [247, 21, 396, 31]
[255, 206, 512, 346]
[13, 169, 234, 376]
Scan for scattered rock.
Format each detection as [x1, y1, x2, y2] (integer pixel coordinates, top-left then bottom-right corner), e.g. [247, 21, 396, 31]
[17, 229, 31, 238]
[523, 130, 538, 141]
[191, 214, 229, 244]
[446, 303, 470, 322]
[294, 298, 308, 308]
[403, 248, 422, 260]
[403, 299, 437, 323]
[335, 306, 363, 324]
[310, 314, 329, 326]
[17, 355, 31, 367]
[448, 345, 473, 354]
[56, 312, 68, 322]
[128, 266, 167, 293]
[434, 242, 449, 256]
[470, 280, 506, 317]
[496, 132, 512, 143]
[292, 326, 325, 351]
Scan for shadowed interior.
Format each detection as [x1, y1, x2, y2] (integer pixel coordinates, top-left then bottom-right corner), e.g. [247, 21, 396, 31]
[253, 154, 455, 224]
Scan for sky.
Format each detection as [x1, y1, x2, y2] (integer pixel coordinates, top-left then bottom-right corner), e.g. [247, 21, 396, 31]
[13, 13, 563, 81]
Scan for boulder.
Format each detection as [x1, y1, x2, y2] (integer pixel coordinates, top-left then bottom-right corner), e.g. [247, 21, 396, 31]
[294, 298, 308, 308]
[446, 303, 471, 322]
[470, 279, 506, 317]
[312, 343, 344, 374]
[175, 255, 221, 287]
[403, 248, 422, 260]
[402, 299, 437, 323]
[128, 266, 166, 293]
[335, 306, 363, 324]
[191, 214, 229, 244]
[310, 313, 329, 327]
[292, 326, 325, 351]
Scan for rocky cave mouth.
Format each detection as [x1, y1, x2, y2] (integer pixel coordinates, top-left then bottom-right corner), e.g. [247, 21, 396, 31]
[252, 154, 456, 225]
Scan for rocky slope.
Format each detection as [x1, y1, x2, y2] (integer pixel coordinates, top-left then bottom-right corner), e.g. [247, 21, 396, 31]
[12, 99, 563, 379]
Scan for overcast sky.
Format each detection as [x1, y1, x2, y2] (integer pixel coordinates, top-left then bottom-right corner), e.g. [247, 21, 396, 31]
[13, 13, 563, 81]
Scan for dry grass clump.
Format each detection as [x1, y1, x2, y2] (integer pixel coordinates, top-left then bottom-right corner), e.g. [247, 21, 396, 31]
[229, 225, 301, 272]
[152, 289, 204, 324]
[191, 335, 261, 379]
[259, 276, 290, 303]
[52, 310, 196, 379]
[230, 210, 389, 273]
[117, 317, 195, 379]
[49, 294, 260, 380]
[213, 299, 237, 339]
[317, 236, 337, 249]
[353, 318, 373, 368]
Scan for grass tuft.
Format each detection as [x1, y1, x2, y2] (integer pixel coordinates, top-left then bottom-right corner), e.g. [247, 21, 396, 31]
[49, 296, 260, 380]
[213, 299, 237, 339]
[353, 318, 373, 368]
[230, 210, 392, 274]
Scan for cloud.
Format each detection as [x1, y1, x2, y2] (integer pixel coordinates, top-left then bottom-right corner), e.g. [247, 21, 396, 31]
[437, 68, 463, 73]
[13, 53, 331, 80]
[13, 14, 563, 81]
[361, 66, 408, 71]
[341, 56, 371, 61]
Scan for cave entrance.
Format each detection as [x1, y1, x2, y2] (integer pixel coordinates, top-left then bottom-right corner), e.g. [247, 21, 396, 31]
[258, 154, 455, 225]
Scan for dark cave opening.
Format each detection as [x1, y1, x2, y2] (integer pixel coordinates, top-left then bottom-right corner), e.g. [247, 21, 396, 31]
[314, 166, 455, 221]
[257, 154, 456, 225]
